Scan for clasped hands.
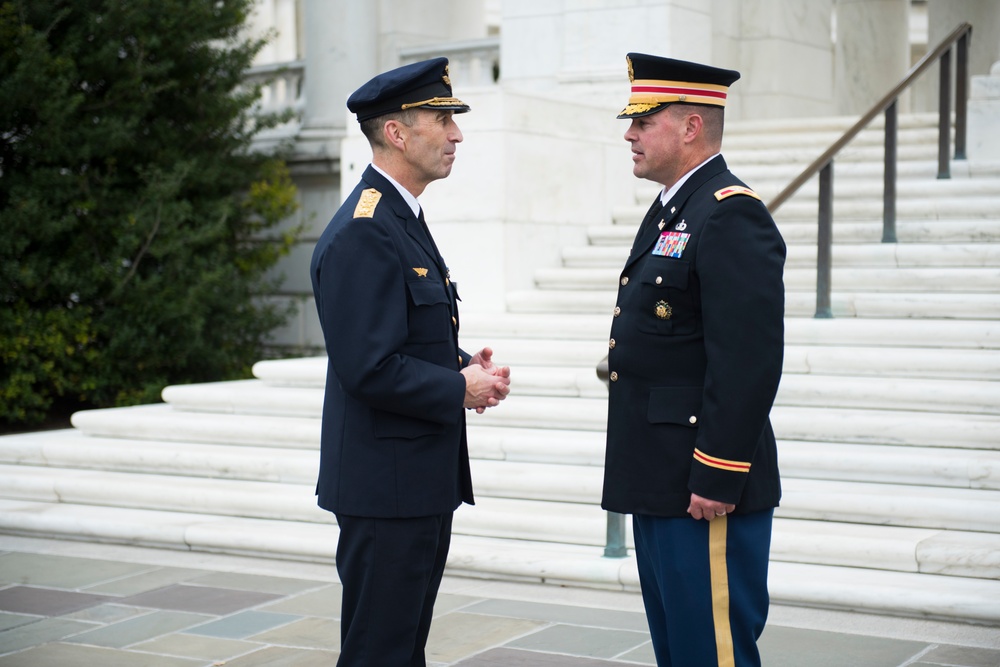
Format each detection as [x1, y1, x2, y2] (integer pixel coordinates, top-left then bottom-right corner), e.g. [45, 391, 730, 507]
[462, 347, 511, 414]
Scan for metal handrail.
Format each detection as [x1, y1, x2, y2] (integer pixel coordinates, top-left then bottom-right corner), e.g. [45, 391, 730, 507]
[768, 22, 972, 318]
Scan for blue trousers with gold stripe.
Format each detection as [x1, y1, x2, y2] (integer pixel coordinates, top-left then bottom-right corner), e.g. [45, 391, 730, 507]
[633, 509, 773, 667]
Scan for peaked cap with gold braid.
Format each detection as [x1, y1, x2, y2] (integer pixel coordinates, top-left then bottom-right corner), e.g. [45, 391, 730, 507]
[348, 57, 470, 123]
[617, 53, 740, 119]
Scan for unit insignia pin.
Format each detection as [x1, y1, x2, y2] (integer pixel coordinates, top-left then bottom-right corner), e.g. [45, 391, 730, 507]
[670, 206, 676, 214]
[413, 267, 428, 277]
[654, 300, 672, 320]
[658, 220, 665, 230]
[676, 220, 687, 231]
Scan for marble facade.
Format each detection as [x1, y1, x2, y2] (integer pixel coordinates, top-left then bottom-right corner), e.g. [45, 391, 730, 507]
[245, 0, 1000, 350]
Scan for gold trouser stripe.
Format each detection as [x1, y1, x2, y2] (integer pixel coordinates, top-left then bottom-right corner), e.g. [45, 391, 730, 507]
[710, 516, 736, 667]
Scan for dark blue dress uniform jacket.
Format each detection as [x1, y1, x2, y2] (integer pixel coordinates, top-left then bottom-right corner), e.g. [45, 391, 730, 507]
[310, 166, 474, 518]
[602, 155, 785, 517]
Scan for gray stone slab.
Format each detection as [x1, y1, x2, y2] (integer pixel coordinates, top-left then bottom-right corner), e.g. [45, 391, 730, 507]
[119, 584, 282, 615]
[0, 553, 150, 589]
[0, 586, 112, 616]
[920, 643, 1000, 667]
[0, 642, 202, 667]
[758, 625, 931, 667]
[83, 566, 207, 595]
[259, 584, 341, 618]
[132, 632, 262, 661]
[221, 645, 339, 666]
[465, 597, 650, 632]
[186, 610, 300, 639]
[63, 610, 209, 648]
[63, 602, 148, 624]
[0, 617, 95, 654]
[506, 623, 650, 660]
[247, 615, 340, 649]
[451, 647, 637, 666]
[426, 612, 546, 664]
[187, 571, 328, 596]
[0, 611, 36, 633]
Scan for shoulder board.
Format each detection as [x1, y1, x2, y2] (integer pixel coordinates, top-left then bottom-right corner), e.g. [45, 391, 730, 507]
[714, 185, 761, 201]
[353, 188, 382, 218]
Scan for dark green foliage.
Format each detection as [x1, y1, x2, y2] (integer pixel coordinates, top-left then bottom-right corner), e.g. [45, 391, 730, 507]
[0, 0, 301, 428]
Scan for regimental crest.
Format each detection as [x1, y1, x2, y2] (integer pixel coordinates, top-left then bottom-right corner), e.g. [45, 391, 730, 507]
[655, 300, 672, 320]
[354, 188, 382, 218]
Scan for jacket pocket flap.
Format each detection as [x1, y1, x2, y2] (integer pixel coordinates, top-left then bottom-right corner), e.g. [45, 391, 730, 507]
[406, 279, 450, 306]
[647, 386, 702, 427]
[640, 259, 689, 289]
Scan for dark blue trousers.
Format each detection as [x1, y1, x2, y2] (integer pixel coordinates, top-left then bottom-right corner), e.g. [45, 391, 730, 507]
[334, 512, 453, 667]
[633, 509, 773, 667]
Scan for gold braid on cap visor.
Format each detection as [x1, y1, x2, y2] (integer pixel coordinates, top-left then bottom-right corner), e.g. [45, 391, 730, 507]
[624, 79, 730, 109]
[400, 96, 467, 110]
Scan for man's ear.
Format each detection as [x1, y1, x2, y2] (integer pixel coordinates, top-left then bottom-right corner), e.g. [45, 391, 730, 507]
[683, 112, 703, 143]
[383, 119, 407, 150]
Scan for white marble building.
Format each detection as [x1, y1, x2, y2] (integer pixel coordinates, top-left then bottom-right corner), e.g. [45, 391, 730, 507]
[245, 0, 1000, 351]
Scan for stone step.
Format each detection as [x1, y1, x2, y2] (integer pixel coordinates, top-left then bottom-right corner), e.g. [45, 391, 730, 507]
[505, 288, 1000, 319]
[562, 243, 1000, 269]
[6, 425, 996, 493]
[459, 313, 1000, 349]
[534, 266, 1000, 293]
[0, 472, 997, 578]
[587, 219, 1000, 246]
[157, 362, 1000, 418]
[612, 195, 1000, 225]
[454, 338, 1000, 382]
[70, 398, 1000, 453]
[0, 498, 996, 622]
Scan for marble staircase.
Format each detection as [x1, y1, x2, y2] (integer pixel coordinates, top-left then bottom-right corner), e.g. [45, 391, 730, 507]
[1, 113, 999, 625]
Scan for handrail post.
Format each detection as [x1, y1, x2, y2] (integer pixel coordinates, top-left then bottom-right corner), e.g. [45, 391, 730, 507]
[596, 355, 628, 558]
[955, 30, 970, 160]
[882, 100, 898, 243]
[937, 47, 952, 179]
[816, 162, 834, 318]
[605, 512, 628, 558]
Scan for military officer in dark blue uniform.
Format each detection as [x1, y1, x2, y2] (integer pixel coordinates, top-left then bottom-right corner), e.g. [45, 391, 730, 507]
[310, 57, 510, 667]
[602, 53, 785, 667]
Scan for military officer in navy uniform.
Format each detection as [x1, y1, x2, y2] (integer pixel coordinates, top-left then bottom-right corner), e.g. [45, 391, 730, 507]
[310, 57, 511, 667]
[602, 53, 785, 667]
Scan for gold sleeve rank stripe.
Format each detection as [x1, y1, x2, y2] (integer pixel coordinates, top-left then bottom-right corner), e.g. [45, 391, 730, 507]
[693, 448, 751, 473]
[353, 189, 382, 218]
[714, 185, 761, 201]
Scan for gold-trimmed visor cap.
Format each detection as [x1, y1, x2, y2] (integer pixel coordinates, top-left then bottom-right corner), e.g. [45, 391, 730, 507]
[348, 56, 470, 122]
[618, 53, 740, 119]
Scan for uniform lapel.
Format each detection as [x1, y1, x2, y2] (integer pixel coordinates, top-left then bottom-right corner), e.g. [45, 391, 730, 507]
[623, 156, 729, 272]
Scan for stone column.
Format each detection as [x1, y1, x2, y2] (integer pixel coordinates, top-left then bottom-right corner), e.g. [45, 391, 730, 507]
[968, 60, 1000, 160]
[714, 0, 835, 121]
[916, 0, 1000, 113]
[298, 0, 377, 161]
[835, 0, 909, 115]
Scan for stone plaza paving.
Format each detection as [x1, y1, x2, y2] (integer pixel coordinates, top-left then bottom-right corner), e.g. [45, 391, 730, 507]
[0, 536, 997, 666]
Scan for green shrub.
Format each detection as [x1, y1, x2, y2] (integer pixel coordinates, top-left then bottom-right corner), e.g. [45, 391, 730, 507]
[0, 0, 301, 429]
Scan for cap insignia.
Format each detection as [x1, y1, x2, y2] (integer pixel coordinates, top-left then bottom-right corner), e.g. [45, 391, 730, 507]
[353, 189, 382, 218]
[442, 65, 451, 87]
[714, 185, 761, 201]
[627, 56, 635, 83]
